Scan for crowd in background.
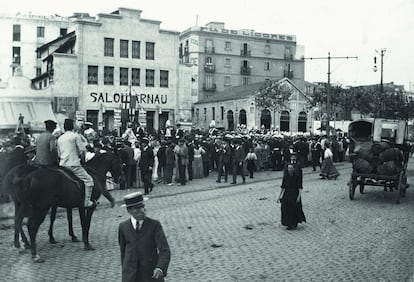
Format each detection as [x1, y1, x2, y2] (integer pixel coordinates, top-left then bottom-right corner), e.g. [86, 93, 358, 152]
[0, 120, 350, 201]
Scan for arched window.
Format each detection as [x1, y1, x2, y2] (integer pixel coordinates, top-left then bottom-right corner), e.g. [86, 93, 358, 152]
[227, 110, 234, 131]
[239, 109, 247, 125]
[260, 109, 271, 130]
[280, 110, 290, 132]
[298, 111, 307, 132]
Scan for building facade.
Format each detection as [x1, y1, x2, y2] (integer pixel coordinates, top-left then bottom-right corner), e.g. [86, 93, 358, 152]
[179, 22, 305, 101]
[0, 12, 75, 83]
[33, 8, 191, 133]
[194, 78, 313, 133]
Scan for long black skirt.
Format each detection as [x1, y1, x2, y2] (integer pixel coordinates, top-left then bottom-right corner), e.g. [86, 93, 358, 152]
[281, 190, 306, 227]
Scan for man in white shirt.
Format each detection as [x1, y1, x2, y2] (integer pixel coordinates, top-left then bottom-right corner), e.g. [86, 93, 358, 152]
[57, 119, 94, 207]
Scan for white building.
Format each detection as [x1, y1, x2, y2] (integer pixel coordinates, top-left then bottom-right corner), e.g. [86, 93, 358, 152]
[33, 8, 191, 133]
[0, 12, 75, 83]
[194, 78, 313, 133]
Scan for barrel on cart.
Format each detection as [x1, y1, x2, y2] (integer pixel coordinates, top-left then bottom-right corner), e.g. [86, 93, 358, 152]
[347, 119, 412, 203]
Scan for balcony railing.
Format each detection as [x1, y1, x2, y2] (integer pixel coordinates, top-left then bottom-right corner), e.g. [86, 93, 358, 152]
[205, 47, 215, 54]
[284, 70, 294, 78]
[203, 83, 216, 92]
[240, 66, 251, 75]
[240, 50, 251, 57]
[204, 64, 215, 73]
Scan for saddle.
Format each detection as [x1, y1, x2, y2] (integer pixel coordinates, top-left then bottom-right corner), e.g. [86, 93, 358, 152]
[38, 166, 85, 192]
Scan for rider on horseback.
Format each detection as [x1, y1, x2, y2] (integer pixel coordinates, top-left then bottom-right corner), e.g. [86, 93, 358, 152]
[34, 120, 58, 167]
[57, 119, 94, 207]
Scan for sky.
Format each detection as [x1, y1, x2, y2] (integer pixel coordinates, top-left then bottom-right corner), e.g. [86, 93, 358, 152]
[3, 0, 414, 90]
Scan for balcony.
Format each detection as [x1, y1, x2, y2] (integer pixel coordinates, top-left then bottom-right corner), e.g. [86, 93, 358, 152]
[205, 47, 215, 54]
[284, 70, 294, 79]
[203, 83, 216, 92]
[240, 66, 251, 75]
[240, 50, 251, 57]
[204, 64, 216, 73]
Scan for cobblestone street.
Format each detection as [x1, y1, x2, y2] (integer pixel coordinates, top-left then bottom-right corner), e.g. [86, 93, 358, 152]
[1, 162, 414, 281]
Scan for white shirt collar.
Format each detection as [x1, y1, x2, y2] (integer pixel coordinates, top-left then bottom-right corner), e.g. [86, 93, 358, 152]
[130, 216, 144, 230]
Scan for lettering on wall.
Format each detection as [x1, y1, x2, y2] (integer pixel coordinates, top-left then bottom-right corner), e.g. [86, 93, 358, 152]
[90, 92, 168, 106]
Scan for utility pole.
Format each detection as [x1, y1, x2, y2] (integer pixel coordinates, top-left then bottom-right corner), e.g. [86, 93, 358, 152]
[304, 52, 358, 136]
[373, 48, 386, 93]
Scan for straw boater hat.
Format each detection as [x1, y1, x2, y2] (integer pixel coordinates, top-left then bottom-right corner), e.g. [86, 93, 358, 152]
[121, 192, 149, 208]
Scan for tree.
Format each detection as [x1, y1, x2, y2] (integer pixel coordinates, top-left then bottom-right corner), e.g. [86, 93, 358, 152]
[255, 81, 292, 112]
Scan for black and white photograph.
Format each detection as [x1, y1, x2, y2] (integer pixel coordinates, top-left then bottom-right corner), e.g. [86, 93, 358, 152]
[0, 0, 414, 281]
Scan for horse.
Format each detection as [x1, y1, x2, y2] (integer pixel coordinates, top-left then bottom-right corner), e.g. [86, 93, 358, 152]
[19, 150, 122, 262]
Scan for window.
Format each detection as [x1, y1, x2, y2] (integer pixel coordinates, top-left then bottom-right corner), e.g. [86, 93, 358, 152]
[132, 41, 140, 59]
[36, 68, 42, 77]
[132, 68, 140, 86]
[242, 76, 249, 86]
[13, 24, 21, 41]
[60, 28, 67, 36]
[225, 41, 231, 51]
[104, 38, 114, 57]
[146, 69, 155, 87]
[37, 26, 45, 38]
[88, 65, 98, 84]
[120, 67, 129, 86]
[160, 70, 169, 88]
[145, 42, 155, 60]
[120, 40, 128, 58]
[36, 51, 41, 59]
[12, 47, 20, 64]
[205, 57, 213, 65]
[265, 44, 271, 54]
[264, 61, 271, 71]
[204, 108, 207, 121]
[224, 76, 231, 86]
[104, 66, 114, 85]
[212, 107, 216, 120]
[221, 106, 224, 120]
[225, 58, 231, 68]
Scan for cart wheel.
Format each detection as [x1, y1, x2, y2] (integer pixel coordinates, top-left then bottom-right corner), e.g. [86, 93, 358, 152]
[349, 177, 357, 200]
[359, 184, 365, 194]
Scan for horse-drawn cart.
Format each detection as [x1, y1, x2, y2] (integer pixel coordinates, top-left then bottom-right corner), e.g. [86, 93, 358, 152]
[348, 119, 412, 203]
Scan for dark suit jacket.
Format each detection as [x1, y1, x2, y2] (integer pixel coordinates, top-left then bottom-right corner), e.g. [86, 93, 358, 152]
[139, 147, 154, 171]
[118, 217, 171, 282]
[233, 146, 245, 164]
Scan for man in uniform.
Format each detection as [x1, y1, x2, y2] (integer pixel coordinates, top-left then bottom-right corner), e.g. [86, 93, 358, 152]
[57, 119, 94, 207]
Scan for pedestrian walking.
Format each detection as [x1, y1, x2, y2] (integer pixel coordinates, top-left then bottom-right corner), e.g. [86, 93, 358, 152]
[320, 142, 340, 180]
[138, 137, 154, 194]
[176, 139, 188, 185]
[164, 141, 175, 185]
[278, 161, 306, 230]
[192, 141, 205, 179]
[118, 192, 171, 282]
[245, 147, 258, 178]
[231, 137, 246, 184]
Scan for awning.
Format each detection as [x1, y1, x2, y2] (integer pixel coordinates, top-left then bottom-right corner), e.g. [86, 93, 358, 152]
[0, 100, 56, 131]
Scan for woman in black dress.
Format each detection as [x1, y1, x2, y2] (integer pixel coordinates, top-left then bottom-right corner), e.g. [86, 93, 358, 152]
[278, 160, 306, 230]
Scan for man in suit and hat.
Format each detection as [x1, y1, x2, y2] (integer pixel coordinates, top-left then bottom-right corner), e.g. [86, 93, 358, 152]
[231, 136, 246, 184]
[35, 119, 58, 166]
[118, 192, 170, 282]
[57, 118, 95, 207]
[138, 137, 154, 194]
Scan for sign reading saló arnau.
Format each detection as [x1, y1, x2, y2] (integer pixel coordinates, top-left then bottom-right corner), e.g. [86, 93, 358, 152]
[90, 92, 168, 106]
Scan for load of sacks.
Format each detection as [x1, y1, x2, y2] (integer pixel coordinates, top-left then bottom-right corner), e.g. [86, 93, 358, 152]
[353, 141, 403, 175]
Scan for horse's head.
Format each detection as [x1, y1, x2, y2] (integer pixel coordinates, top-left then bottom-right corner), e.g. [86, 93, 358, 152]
[85, 151, 123, 184]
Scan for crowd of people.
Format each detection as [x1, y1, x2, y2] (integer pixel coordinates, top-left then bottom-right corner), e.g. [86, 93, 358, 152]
[0, 120, 349, 201]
